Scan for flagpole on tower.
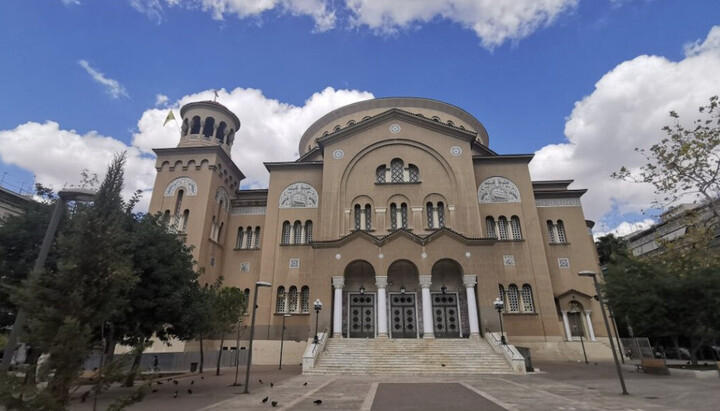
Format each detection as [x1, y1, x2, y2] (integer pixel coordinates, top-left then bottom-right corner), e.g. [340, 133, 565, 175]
[163, 109, 180, 132]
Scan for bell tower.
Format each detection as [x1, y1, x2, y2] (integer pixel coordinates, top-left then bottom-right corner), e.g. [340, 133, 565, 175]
[148, 100, 244, 283]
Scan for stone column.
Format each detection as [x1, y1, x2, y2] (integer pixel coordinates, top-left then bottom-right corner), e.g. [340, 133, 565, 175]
[376, 276, 388, 338]
[561, 311, 572, 341]
[331, 276, 344, 338]
[419, 275, 434, 339]
[462, 275, 480, 338]
[585, 310, 596, 341]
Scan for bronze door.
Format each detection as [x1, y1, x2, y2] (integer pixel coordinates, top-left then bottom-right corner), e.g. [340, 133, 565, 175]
[432, 292, 461, 338]
[348, 293, 375, 338]
[390, 293, 417, 338]
[569, 312, 585, 338]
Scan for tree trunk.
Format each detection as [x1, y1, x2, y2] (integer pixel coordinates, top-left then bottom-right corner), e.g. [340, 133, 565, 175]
[123, 340, 144, 387]
[216, 333, 225, 376]
[104, 324, 116, 366]
[23, 348, 42, 387]
[199, 333, 204, 373]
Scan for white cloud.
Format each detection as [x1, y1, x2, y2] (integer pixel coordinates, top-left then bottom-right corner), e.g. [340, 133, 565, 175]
[78, 60, 129, 99]
[530, 25, 720, 232]
[61, 0, 81, 5]
[155, 94, 170, 107]
[592, 218, 655, 241]
[129, 0, 164, 23]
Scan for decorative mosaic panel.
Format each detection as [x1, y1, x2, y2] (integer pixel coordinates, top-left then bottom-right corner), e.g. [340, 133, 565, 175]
[164, 177, 198, 197]
[535, 198, 582, 207]
[558, 258, 570, 269]
[289, 258, 300, 269]
[231, 206, 267, 215]
[215, 187, 229, 210]
[240, 262, 250, 272]
[279, 183, 318, 208]
[478, 177, 521, 203]
[503, 255, 515, 266]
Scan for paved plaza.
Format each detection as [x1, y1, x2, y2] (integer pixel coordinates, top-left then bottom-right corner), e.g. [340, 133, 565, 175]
[71, 362, 720, 410]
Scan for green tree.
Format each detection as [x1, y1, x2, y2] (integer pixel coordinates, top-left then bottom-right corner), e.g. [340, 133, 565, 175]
[595, 234, 629, 266]
[212, 286, 245, 376]
[172, 279, 217, 374]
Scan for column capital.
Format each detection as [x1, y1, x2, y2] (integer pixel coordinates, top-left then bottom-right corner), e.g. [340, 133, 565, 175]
[462, 275, 477, 288]
[561, 310, 569, 315]
[375, 276, 388, 288]
[419, 275, 432, 288]
[584, 310, 592, 314]
[332, 276, 345, 289]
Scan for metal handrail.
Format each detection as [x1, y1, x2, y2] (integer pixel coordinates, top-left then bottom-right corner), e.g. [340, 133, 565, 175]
[311, 327, 329, 354]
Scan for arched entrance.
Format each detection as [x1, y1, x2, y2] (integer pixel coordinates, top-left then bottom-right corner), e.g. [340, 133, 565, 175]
[344, 260, 376, 338]
[387, 260, 420, 338]
[431, 259, 464, 338]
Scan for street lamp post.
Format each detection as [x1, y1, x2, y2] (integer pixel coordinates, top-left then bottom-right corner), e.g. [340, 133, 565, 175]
[242, 281, 271, 394]
[279, 313, 291, 370]
[493, 297, 506, 345]
[1, 188, 96, 372]
[313, 299, 323, 345]
[579, 271, 628, 395]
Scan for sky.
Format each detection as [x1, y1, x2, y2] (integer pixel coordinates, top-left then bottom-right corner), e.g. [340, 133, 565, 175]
[1, 0, 719, 238]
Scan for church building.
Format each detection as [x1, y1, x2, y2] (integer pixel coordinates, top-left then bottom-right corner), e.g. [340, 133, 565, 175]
[148, 97, 612, 368]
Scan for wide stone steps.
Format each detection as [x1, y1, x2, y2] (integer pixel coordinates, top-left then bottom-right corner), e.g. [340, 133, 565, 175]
[306, 338, 515, 375]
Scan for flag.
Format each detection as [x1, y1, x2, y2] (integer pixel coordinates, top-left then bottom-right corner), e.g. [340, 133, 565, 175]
[163, 110, 176, 126]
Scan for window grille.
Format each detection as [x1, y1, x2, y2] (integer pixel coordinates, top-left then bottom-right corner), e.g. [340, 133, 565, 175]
[498, 217, 508, 240]
[237, 228, 245, 248]
[510, 216, 522, 239]
[293, 221, 302, 244]
[288, 286, 298, 313]
[276, 286, 286, 313]
[390, 203, 398, 229]
[354, 204, 362, 230]
[301, 286, 310, 313]
[507, 285, 520, 312]
[376, 166, 386, 183]
[521, 284, 534, 312]
[426, 202, 434, 227]
[408, 165, 419, 182]
[557, 220, 567, 243]
[437, 202, 445, 228]
[254, 227, 261, 249]
[305, 221, 313, 243]
[486, 217, 496, 238]
[547, 221, 556, 243]
[391, 159, 404, 182]
[401, 203, 408, 229]
[245, 226, 253, 249]
[282, 221, 291, 245]
[364, 205, 372, 230]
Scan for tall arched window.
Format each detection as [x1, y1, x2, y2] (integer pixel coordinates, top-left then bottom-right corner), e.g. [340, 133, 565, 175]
[181, 118, 189, 135]
[254, 227, 261, 248]
[498, 216, 508, 240]
[202, 117, 215, 137]
[557, 220, 567, 243]
[400, 203, 408, 229]
[391, 159, 404, 183]
[245, 226, 252, 248]
[293, 221, 303, 244]
[237, 227, 245, 248]
[174, 189, 184, 219]
[163, 210, 171, 221]
[243, 288, 250, 314]
[390, 203, 398, 229]
[281, 221, 291, 245]
[437, 202, 445, 228]
[507, 285, 520, 313]
[191, 116, 201, 134]
[181, 209, 189, 232]
[426, 202, 434, 227]
[288, 286, 298, 313]
[521, 284, 534, 312]
[305, 221, 313, 243]
[217, 222, 224, 240]
[510, 216, 522, 240]
[364, 205, 372, 230]
[354, 204, 362, 230]
[547, 220, 556, 243]
[276, 286, 286, 313]
[376, 165, 386, 183]
[486, 217, 496, 238]
[300, 286, 310, 313]
[408, 164, 419, 182]
[216, 121, 227, 143]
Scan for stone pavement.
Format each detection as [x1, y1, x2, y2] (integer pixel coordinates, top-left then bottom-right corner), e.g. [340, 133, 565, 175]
[71, 362, 720, 410]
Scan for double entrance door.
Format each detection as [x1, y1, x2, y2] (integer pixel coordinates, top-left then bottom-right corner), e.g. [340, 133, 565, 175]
[389, 293, 417, 338]
[348, 293, 375, 338]
[431, 292, 461, 338]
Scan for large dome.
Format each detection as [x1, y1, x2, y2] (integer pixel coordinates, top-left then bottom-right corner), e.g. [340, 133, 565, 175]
[298, 97, 489, 155]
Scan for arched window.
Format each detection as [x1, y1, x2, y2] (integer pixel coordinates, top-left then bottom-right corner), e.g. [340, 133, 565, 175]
[202, 117, 215, 138]
[437, 202, 445, 228]
[245, 226, 253, 249]
[237, 227, 245, 248]
[376, 165, 386, 183]
[174, 189, 184, 219]
[216, 121, 227, 143]
[254, 227, 261, 249]
[243, 288, 250, 314]
[498, 216, 508, 240]
[557, 220, 567, 243]
[426, 202, 434, 227]
[276, 286, 286, 313]
[547, 220, 556, 243]
[293, 221, 303, 244]
[227, 129, 235, 145]
[486, 217, 496, 238]
[217, 222, 224, 240]
[364, 204, 372, 230]
[288, 286, 298, 313]
[507, 284, 520, 313]
[391, 159, 404, 183]
[498, 284, 506, 312]
[191, 115, 201, 134]
[408, 165, 419, 182]
[510, 216, 522, 240]
[163, 209, 170, 221]
[181, 118, 189, 136]
[305, 221, 313, 243]
[354, 204, 362, 230]
[390, 203, 398, 229]
[400, 203, 408, 229]
[300, 286, 310, 313]
[521, 284, 534, 312]
[181, 209, 189, 232]
[281, 221, 291, 245]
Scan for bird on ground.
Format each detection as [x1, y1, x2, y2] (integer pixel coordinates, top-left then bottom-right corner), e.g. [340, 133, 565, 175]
[313, 399, 323, 405]
[173, 380, 178, 385]
[272, 401, 278, 407]
[303, 382, 308, 386]
[188, 389, 193, 394]
[259, 379, 264, 384]
[152, 389, 158, 393]
[157, 381, 163, 385]
[441, 364, 446, 367]
[262, 396, 269, 403]
[173, 391, 178, 398]
[80, 391, 89, 403]
[201, 376, 205, 379]
[190, 380, 195, 385]
[167, 378, 172, 382]
[270, 382, 274, 387]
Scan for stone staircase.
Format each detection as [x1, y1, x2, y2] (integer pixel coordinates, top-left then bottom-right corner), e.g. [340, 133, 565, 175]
[305, 338, 515, 375]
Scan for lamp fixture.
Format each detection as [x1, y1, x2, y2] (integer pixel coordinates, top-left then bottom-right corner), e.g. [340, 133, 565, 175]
[359, 285, 365, 295]
[400, 286, 406, 294]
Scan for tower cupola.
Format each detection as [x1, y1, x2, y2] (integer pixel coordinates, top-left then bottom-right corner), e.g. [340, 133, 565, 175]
[178, 101, 240, 155]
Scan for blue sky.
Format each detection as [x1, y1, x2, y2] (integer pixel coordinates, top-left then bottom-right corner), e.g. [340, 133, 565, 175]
[1, 0, 719, 236]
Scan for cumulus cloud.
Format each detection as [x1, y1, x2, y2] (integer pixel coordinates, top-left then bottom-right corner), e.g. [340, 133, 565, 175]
[129, 0, 575, 48]
[530, 25, 720, 232]
[155, 94, 170, 107]
[592, 218, 655, 241]
[61, 0, 81, 5]
[78, 60, 129, 99]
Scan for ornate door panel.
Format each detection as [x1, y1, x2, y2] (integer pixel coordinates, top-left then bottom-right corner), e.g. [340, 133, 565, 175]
[348, 293, 375, 338]
[432, 292, 461, 338]
[390, 293, 417, 338]
[569, 312, 585, 338]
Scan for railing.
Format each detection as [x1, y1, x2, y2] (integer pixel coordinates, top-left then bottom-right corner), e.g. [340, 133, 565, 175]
[302, 328, 329, 373]
[484, 328, 527, 374]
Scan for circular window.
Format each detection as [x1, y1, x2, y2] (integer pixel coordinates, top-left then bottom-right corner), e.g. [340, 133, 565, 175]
[332, 149, 344, 160]
[450, 146, 463, 157]
[390, 124, 401, 133]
